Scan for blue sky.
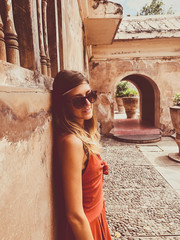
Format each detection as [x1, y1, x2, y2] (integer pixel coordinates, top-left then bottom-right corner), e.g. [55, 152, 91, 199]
[110, 0, 180, 16]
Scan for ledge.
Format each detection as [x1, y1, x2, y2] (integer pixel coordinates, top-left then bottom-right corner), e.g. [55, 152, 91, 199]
[84, 17, 122, 45]
[0, 60, 53, 91]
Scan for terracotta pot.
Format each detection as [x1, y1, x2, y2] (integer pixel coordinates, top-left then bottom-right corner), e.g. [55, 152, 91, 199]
[122, 97, 138, 119]
[115, 97, 125, 113]
[169, 106, 180, 162]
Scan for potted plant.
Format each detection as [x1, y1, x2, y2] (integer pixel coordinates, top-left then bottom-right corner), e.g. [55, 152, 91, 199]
[173, 92, 180, 106]
[169, 92, 180, 162]
[115, 81, 129, 113]
[122, 88, 139, 119]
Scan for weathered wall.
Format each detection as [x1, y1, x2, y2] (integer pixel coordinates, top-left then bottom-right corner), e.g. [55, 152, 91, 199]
[61, 0, 87, 73]
[92, 38, 180, 59]
[0, 61, 53, 239]
[90, 38, 180, 134]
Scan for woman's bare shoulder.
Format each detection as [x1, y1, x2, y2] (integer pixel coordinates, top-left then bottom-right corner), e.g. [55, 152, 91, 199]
[57, 134, 84, 167]
[57, 133, 83, 152]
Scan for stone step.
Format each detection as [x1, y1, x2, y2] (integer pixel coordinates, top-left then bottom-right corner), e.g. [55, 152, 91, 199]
[112, 134, 161, 144]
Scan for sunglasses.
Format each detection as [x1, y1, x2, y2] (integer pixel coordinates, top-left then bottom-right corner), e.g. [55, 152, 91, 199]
[70, 90, 97, 109]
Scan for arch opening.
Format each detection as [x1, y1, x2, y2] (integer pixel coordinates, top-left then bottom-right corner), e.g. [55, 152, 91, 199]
[113, 74, 160, 129]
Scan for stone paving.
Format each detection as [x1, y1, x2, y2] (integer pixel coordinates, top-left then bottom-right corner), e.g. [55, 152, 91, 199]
[101, 137, 180, 240]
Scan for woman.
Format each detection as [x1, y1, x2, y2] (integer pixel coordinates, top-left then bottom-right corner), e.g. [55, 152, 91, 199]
[52, 70, 111, 240]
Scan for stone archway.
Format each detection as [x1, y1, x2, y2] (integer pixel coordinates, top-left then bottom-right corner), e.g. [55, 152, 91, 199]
[112, 74, 161, 142]
[119, 74, 160, 128]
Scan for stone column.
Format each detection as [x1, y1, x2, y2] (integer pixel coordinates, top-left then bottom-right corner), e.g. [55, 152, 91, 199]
[37, 0, 47, 75]
[4, 0, 20, 65]
[42, 0, 51, 76]
[0, 14, 6, 61]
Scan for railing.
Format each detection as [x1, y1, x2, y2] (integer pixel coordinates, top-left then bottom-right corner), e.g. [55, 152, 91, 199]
[0, 0, 19, 64]
[0, 0, 57, 77]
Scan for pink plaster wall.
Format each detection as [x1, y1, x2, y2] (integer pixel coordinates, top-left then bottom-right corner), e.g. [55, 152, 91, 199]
[0, 61, 53, 239]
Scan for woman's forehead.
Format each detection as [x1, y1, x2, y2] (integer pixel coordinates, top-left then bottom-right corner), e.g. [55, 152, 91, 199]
[68, 83, 90, 96]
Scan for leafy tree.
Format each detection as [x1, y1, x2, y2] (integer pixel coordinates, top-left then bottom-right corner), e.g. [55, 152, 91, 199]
[137, 0, 175, 16]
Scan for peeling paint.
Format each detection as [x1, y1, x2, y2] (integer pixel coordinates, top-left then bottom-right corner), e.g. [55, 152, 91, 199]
[92, 61, 99, 69]
[0, 99, 51, 142]
[92, 0, 123, 16]
[41, 151, 49, 178]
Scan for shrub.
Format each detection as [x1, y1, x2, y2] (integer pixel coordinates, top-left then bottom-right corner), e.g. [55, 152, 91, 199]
[121, 88, 138, 97]
[115, 81, 129, 97]
[173, 92, 180, 106]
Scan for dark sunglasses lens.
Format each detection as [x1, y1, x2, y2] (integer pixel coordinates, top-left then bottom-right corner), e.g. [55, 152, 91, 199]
[72, 97, 85, 109]
[71, 91, 97, 109]
[87, 91, 97, 103]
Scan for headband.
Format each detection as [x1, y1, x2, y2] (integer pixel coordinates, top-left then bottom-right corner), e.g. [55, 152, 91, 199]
[62, 82, 88, 96]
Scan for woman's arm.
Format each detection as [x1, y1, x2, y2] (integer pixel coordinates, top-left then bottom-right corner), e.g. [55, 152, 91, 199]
[58, 134, 94, 240]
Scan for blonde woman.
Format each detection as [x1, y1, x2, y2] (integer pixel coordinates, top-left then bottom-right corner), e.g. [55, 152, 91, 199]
[52, 70, 111, 240]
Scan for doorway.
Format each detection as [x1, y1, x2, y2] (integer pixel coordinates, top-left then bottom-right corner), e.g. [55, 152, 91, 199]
[112, 74, 161, 142]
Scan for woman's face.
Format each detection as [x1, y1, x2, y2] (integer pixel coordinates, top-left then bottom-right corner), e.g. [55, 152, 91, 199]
[66, 83, 93, 126]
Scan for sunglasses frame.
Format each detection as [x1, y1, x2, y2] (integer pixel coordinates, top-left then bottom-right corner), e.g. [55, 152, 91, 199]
[70, 90, 97, 109]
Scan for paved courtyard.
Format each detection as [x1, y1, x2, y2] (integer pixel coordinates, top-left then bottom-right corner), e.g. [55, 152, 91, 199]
[101, 136, 180, 239]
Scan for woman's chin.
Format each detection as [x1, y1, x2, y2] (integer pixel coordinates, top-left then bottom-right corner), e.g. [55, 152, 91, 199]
[82, 108, 93, 119]
[84, 113, 93, 120]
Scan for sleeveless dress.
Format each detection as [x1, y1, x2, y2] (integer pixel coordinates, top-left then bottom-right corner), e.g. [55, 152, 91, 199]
[59, 153, 111, 240]
[82, 154, 111, 240]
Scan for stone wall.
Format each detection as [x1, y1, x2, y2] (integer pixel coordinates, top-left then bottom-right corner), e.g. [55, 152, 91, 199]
[90, 38, 180, 134]
[0, 61, 53, 239]
[61, 0, 88, 74]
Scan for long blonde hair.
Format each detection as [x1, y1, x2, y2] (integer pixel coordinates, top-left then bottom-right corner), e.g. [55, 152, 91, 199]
[52, 70, 101, 155]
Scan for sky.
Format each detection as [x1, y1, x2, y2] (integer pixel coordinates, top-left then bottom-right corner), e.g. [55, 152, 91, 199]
[110, 0, 180, 16]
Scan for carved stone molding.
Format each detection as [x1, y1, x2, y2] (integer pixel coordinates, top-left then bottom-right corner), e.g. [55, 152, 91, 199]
[4, 0, 20, 65]
[42, 0, 51, 76]
[37, 0, 47, 75]
[0, 14, 6, 61]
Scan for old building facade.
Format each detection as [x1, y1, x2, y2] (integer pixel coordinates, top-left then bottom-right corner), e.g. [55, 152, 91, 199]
[90, 15, 180, 134]
[0, 0, 180, 238]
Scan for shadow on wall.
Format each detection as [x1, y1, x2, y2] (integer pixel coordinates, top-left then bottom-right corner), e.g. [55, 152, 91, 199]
[51, 91, 65, 239]
[52, 132, 66, 240]
[51, 89, 75, 239]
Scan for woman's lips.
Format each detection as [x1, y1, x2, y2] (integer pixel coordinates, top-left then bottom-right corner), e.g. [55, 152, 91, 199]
[83, 108, 91, 113]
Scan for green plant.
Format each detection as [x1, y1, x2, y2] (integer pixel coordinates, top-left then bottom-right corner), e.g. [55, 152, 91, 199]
[115, 81, 129, 97]
[173, 92, 180, 106]
[121, 88, 138, 97]
[137, 0, 175, 16]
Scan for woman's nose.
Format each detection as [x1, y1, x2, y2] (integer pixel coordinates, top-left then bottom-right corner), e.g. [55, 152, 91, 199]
[85, 98, 91, 106]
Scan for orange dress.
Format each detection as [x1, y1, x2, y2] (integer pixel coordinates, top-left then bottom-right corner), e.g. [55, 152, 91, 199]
[58, 154, 111, 240]
[82, 154, 111, 240]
